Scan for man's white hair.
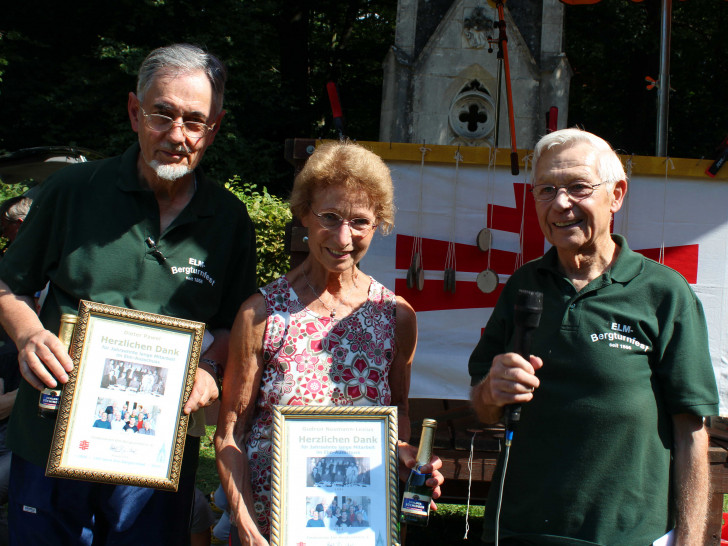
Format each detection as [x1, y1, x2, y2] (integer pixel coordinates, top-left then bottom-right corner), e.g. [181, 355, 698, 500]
[532, 128, 626, 190]
[137, 43, 226, 116]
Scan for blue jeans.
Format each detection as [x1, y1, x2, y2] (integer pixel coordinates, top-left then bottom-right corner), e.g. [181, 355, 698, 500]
[8, 436, 199, 546]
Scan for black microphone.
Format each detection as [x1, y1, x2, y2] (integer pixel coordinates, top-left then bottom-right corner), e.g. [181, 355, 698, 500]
[145, 237, 167, 264]
[504, 289, 543, 434]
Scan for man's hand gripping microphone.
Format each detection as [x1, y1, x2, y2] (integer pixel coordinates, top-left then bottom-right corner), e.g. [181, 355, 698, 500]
[504, 289, 543, 439]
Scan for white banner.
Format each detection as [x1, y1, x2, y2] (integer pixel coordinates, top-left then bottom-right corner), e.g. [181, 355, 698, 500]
[357, 144, 728, 414]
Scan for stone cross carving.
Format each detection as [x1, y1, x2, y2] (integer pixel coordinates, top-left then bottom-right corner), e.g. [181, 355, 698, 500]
[460, 103, 489, 133]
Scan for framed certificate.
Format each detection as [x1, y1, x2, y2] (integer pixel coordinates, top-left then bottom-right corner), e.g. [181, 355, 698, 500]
[46, 300, 206, 491]
[270, 405, 400, 546]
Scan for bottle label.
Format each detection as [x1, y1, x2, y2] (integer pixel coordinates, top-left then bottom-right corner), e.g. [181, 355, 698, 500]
[39, 390, 61, 411]
[401, 491, 431, 517]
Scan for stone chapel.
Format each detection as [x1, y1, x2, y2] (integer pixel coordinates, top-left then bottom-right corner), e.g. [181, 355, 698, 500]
[379, 0, 571, 150]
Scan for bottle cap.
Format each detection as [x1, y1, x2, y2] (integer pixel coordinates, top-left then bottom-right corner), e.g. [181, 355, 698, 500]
[416, 419, 437, 467]
[58, 313, 78, 350]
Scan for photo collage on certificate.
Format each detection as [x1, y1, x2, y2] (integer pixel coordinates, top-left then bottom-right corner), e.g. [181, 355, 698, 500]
[284, 418, 390, 546]
[91, 358, 166, 435]
[61, 316, 193, 480]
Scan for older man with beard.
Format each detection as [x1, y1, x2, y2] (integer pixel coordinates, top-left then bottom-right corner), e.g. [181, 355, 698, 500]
[0, 44, 257, 545]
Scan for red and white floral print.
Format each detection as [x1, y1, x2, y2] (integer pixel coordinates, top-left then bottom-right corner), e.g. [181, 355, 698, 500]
[245, 275, 397, 534]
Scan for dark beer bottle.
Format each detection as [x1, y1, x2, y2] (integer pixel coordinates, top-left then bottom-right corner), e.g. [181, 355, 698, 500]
[400, 418, 437, 526]
[38, 313, 77, 419]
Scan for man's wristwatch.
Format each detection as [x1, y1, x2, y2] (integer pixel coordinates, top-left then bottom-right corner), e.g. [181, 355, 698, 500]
[200, 358, 223, 395]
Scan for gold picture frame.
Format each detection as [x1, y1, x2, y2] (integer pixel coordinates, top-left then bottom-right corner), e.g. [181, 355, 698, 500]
[270, 405, 400, 546]
[46, 300, 205, 491]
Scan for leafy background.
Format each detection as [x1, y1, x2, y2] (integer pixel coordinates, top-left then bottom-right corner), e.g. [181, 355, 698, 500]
[1, 0, 727, 198]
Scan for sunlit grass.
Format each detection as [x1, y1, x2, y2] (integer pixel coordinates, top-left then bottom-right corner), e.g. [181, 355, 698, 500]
[196, 426, 219, 495]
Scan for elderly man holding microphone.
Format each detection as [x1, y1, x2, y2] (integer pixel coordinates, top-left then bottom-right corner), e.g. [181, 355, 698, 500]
[470, 128, 718, 545]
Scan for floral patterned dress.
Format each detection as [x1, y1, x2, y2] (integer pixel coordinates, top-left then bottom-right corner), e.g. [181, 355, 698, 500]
[245, 275, 397, 534]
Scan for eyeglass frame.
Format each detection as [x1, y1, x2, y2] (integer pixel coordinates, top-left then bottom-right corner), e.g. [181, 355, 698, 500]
[310, 208, 378, 235]
[530, 181, 604, 202]
[138, 106, 216, 140]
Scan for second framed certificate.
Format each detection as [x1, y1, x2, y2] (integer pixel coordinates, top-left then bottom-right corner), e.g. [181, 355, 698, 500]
[270, 405, 400, 546]
[46, 300, 206, 491]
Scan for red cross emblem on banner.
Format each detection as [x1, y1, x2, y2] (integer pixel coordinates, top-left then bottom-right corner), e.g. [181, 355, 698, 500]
[395, 182, 699, 312]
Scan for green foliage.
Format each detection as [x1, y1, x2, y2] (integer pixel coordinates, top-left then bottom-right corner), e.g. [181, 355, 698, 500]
[405, 503, 485, 545]
[226, 178, 291, 287]
[565, 0, 728, 157]
[0, 0, 395, 195]
[0, 184, 28, 203]
[196, 426, 219, 495]
[2, 0, 726, 191]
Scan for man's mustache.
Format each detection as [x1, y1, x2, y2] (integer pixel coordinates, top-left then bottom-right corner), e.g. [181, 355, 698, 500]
[160, 143, 192, 154]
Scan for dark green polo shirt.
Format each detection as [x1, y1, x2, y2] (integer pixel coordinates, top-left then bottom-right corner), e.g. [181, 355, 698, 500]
[0, 144, 257, 466]
[469, 235, 718, 545]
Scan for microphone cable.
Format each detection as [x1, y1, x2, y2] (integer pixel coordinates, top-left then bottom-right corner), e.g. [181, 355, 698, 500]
[493, 427, 513, 545]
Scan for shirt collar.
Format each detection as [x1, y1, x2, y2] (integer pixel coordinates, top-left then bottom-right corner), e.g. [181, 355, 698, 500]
[537, 233, 643, 284]
[604, 234, 643, 283]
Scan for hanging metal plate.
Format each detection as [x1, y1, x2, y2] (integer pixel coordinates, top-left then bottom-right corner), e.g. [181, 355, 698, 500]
[476, 228, 492, 251]
[476, 269, 499, 294]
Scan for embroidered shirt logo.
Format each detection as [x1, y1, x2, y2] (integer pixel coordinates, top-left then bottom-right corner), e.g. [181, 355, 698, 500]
[589, 322, 651, 352]
[170, 257, 216, 286]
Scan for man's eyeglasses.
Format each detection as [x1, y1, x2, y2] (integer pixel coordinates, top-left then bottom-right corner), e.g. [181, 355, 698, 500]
[139, 106, 215, 140]
[311, 209, 377, 235]
[530, 182, 603, 202]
